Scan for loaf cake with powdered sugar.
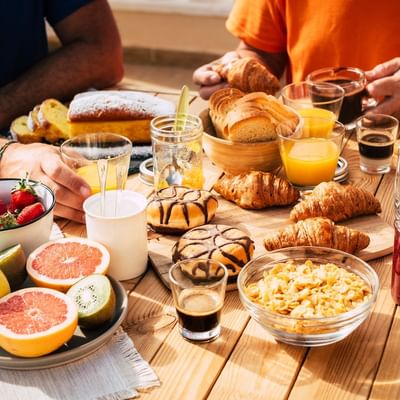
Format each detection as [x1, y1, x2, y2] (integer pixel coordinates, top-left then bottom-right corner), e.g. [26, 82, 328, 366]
[67, 90, 176, 143]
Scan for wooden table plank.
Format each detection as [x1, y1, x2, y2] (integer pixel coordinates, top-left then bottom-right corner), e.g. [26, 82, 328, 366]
[207, 318, 307, 400]
[138, 291, 250, 400]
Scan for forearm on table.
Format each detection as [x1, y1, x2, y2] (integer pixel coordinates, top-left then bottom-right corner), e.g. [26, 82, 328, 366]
[0, 41, 123, 129]
[236, 41, 288, 79]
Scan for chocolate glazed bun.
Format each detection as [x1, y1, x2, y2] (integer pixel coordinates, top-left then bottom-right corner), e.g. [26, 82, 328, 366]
[147, 186, 218, 234]
[172, 224, 255, 283]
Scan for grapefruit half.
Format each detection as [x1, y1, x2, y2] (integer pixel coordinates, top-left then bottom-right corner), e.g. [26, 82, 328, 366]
[27, 238, 110, 292]
[0, 287, 78, 357]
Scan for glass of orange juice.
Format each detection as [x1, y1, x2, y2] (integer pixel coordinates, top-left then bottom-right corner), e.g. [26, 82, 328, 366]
[60, 133, 132, 194]
[281, 81, 345, 121]
[278, 116, 345, 188]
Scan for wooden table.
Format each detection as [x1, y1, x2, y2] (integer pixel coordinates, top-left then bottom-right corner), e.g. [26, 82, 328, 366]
[61, 89, 400, 400]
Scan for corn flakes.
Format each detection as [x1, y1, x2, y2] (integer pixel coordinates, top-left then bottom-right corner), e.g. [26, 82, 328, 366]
[245, 259, 371, 318]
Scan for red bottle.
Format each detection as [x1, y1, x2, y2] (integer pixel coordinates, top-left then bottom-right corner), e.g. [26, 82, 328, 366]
[392, 221, 400, 304]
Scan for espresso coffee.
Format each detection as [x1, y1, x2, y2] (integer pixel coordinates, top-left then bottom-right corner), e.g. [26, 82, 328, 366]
[358, 131, 394, 159]
[326, 78, 366, 124]
[176, 289, 222, 333]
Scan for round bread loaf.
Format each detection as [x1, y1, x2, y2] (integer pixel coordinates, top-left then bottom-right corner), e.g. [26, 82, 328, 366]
[147, 186, 218, 234]
[172, 224, 254, 282]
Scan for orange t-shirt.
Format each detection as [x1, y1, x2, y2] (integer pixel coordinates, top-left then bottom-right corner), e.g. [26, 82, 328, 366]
[226, 0, 400, 82]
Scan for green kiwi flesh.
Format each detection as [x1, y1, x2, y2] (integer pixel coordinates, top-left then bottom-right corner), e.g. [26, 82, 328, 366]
[67, 274, 116, 329]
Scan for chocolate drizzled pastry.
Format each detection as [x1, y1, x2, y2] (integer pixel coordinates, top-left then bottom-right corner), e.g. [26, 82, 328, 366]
[147, 186, 218, 235]
[172, 224, 255, 282]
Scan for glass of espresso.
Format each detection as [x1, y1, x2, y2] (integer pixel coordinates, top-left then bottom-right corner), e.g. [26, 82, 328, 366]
[307, 67, 367, 126]
[169, 258, 228, 342]
[356, 113, 399, 174]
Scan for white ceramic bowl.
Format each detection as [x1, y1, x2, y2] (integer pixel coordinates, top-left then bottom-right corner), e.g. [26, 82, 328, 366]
[238, 247, 379, 347]
[0, 178, 55, 256]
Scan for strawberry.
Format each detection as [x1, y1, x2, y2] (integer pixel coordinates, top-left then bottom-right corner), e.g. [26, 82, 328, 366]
[0, 211, 18, 230]
[16, 202, 45, 225]
[10, 176, 37, 211]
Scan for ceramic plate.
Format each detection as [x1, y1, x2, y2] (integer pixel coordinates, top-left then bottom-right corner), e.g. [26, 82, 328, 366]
[0, 276, 128, 370]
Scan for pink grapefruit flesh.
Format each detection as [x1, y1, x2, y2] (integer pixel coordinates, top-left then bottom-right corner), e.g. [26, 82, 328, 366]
[0, 287, 78, 357]
[27, 238, 110, 292]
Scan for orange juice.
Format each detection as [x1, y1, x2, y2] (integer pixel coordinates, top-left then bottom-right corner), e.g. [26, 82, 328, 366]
[280, 138, 339, 186]
[77, 163, 120, 194]
[299, 108, 335, 138]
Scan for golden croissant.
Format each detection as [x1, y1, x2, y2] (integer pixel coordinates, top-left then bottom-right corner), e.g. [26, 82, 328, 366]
[212, 57, 280, 95]
[213, 171, 300, 209]
[264, 217, 370, 254]
[290, 181, 382, 222]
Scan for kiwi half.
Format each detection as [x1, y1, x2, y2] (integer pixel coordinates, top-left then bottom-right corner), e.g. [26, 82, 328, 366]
[67, 274, 116, 329]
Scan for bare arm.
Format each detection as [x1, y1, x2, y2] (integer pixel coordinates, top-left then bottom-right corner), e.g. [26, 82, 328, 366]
[0, 0, 124, 129]
[192, 40, 287, 99]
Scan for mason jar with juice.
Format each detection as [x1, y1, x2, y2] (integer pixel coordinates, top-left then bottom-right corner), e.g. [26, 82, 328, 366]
[150, 114, 204, 190]
[278, 116, 345, 187]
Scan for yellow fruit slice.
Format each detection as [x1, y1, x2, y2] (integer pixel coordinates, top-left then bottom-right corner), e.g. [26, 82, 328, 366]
[0, 287, 78, 357]
[26, 238, 110, 293]
[0, 244, 27, 291]
[0, 270, 10, 298]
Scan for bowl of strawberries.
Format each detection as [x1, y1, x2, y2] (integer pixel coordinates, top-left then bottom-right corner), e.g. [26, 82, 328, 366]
[0, 177, 55, 256]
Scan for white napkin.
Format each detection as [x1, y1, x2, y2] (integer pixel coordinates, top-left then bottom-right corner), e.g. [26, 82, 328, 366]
[0, 224, 160, 399]
[0, 329, 160, 400]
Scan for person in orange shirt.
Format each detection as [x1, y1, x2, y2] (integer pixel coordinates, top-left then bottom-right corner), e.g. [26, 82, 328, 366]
[193, 0, 400, 118]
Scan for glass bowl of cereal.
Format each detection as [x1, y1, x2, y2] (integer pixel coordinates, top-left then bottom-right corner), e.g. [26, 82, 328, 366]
[237, 246, 379, 346]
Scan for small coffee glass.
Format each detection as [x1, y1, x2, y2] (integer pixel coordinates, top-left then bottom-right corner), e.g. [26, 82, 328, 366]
[169, 258, 228, 343]
[356, 113, 399, 174]
[281, 81, 345, 120]
[306, 67, 367, 126]
[278, 116, 345, 188]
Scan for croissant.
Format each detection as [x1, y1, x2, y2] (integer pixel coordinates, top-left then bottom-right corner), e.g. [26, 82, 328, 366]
[213, 171, 300, 209]
[212, 58, 280, 95]
[290, 181, 382, 222]
[264, 217, 370, 254]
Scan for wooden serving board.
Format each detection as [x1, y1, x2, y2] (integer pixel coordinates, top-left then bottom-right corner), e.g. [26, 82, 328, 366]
[148, 194, 394, 291]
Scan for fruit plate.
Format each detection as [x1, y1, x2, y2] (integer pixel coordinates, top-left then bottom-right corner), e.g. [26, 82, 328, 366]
[0, 276, 128, 370]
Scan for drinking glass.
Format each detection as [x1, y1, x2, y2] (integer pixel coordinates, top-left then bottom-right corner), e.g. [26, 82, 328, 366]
[306, 67, 367, 126]
[60, 133, 132, 194]
[169, 258, 228, 343]
[356, 113, 399, 174]
[151, 114, 204, 190]
[278, 116, 345, 188]
[281, 81, 345, 120]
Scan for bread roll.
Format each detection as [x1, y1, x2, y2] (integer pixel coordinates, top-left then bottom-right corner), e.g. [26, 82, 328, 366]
[68, 91, 175, 143]
[209, 89, 300, 143]
[147, 186, 218, 235]
[172, 224, 255, 282]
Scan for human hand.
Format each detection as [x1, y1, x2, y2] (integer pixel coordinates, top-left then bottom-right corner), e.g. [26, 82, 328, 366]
[192, 51, 240, 100]
[365, 57, 400, 119]
[0, 142, 91, 223]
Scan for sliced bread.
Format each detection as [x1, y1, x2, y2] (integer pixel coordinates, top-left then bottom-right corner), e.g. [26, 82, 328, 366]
[10, 115, 44, 144]
[37, 99, 70, 143]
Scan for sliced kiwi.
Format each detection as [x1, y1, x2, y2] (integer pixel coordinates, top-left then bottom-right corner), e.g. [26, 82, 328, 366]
[67, 274, 116, 329]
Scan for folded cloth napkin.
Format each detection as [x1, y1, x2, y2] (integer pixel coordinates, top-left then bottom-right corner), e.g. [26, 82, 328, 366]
[0, 329, 160, 400]
[0, 224, 160, 400]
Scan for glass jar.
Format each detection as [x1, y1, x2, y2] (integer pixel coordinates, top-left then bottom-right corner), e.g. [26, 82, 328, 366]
[392, 146, 400, 304]
[150, 114, 204, 190]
